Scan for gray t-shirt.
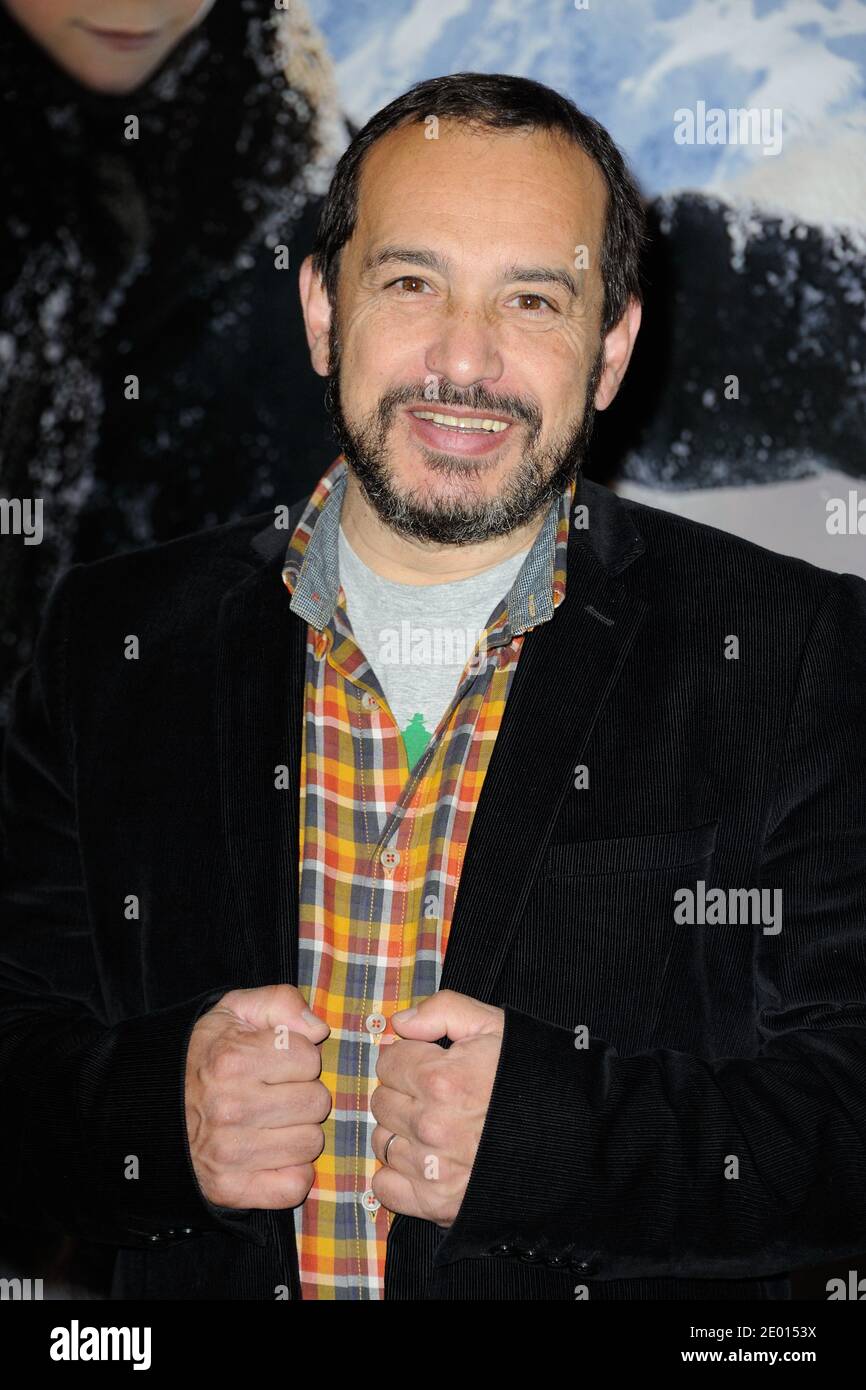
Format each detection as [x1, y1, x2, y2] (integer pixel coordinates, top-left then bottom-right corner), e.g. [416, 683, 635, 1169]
[337, 523, 529, 770]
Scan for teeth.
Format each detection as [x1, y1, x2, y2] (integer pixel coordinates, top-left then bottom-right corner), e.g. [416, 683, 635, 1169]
[412, 411, 509, 433]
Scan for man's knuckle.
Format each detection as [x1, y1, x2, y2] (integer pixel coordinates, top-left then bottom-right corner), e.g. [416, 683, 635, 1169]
[293, 1039, 320, 1077]
[311, 1081, 332, 1120]
[212, 1175, 245, 1208]
[416, 1110, 446, 1148]
[215, 1095, 241, 1127]
[306, 1124, 327, 1160]
[285, 1164, 314, 1203]
[424, 1065, 453, 1103]
[211, 1046, 243, 1082]
[210, 1131, 240, 1166]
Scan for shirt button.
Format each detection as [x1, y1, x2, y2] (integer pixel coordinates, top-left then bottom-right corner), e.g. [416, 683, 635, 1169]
[380, 846, 401, 875]
[365, 1012, 386, 1035]
[361, 690, 378, 711]
[360, 1189, 380, 1213]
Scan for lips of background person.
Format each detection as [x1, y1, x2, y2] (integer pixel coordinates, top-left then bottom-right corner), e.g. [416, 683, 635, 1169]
[77, 23, 162, 50]
[0, 1, 217, 91]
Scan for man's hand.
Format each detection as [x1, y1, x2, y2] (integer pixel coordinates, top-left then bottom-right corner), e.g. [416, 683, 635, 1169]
[184, 984, 331, 1210]
[370, 990, 504, 1226]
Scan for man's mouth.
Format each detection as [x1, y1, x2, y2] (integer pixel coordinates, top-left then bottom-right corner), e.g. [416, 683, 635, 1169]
[410, 410, 510, 434]
[405, 405, 515, 458]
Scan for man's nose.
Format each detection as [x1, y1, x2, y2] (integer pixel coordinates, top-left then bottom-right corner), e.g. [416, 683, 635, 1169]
[424, 304, 504, 391]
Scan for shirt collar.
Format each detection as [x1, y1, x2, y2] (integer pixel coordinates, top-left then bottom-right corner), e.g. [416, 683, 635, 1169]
[282, 454, 575, 638]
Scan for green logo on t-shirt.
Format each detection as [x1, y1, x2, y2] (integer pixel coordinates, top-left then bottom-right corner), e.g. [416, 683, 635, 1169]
[402, 712, 432, 769]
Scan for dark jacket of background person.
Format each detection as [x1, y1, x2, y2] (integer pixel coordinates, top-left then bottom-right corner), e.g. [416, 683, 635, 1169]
[591, 195, 866, 493]
[1, 474, 864, 1300]
[0, 0, 345, 728]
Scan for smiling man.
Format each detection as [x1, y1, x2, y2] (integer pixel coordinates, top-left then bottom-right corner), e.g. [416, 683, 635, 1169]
[310, 98, 630, 567]
[1, 73, 865, 1304]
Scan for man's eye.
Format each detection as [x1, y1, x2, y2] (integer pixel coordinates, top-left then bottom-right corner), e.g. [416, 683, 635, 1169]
[389, 276, 430, 294]
[510, 293, 554, 314]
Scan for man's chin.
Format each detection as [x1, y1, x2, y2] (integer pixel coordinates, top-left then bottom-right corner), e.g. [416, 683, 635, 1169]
[334, 409, 578, 543]
[400, 448, 506, 494]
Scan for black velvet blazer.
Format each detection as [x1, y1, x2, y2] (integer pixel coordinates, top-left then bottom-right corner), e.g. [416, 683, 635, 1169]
[1, 475, 865, 1300]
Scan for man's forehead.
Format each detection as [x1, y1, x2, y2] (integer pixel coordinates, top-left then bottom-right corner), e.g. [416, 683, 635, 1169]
[353, 118, 606, 255]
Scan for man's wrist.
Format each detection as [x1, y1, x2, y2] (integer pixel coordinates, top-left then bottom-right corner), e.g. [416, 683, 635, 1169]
[80, 989, 266, 1247]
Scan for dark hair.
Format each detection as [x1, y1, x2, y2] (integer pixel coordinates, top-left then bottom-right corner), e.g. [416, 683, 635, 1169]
[311, 72, 648, 339]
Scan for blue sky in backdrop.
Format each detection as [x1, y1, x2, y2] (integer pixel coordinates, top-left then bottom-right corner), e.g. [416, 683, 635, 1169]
[309, 0, 866, 229]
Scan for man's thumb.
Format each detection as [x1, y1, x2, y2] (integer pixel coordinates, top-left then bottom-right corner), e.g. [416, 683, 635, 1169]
[217, 983, 330, 1041]
[391, 990, 498, 1043]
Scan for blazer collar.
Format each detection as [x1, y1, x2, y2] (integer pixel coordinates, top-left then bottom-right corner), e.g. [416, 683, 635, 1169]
[571, 471, 646, 576]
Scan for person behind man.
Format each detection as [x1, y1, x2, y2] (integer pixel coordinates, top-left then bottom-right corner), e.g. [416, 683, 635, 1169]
[0, 0, 344, 736]
[1, 72, 865, 1302]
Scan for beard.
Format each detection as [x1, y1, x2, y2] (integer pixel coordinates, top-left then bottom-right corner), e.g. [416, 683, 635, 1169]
[323, 316, 604, 546]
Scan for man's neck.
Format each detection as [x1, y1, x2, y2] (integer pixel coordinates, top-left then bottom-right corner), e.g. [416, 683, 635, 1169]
[340, 470, 546, 586]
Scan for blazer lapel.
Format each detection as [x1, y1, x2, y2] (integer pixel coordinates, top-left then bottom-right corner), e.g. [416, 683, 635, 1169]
[439, 478, 649, 1002]
[215, 518, 307, 990]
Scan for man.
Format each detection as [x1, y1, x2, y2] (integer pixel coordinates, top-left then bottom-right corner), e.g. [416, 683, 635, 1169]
[1, 72, 865, 1302]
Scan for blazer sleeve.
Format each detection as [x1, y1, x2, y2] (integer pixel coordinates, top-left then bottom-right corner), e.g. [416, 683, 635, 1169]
[436, 570, 866, 1279]
[0, 565, 265, 1250]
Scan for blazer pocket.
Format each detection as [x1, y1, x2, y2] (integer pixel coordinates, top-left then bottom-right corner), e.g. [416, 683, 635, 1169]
[542, 821, 719, 877]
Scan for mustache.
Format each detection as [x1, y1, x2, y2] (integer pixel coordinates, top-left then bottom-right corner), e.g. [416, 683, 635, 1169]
[375, 382, 542, 431]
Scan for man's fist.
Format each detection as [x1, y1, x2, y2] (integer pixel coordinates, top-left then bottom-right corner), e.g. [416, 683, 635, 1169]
[371, 990, 504, 1226]
[184, 984, 331, 1211]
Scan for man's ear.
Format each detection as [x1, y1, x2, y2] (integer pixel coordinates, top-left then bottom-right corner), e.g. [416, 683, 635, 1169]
[594, 296, 642, 411]
[299, 255, 333, 378]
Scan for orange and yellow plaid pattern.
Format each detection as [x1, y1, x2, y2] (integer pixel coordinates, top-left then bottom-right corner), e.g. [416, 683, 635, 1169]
[281, 455, 574, 1298]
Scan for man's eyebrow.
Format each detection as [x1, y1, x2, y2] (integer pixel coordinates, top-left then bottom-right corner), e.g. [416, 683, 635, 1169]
[361, 246, 450, 276]
[361, 247, 583, 300]
[501, 263, 582, 299]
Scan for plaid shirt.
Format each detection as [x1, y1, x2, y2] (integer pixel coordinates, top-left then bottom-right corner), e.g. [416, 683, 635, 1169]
[281, 454, 575, 1299]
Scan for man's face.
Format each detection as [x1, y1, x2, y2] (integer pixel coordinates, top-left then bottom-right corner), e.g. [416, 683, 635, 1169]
[2, 0, 216, 93]
[319, 120, 614, 546]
